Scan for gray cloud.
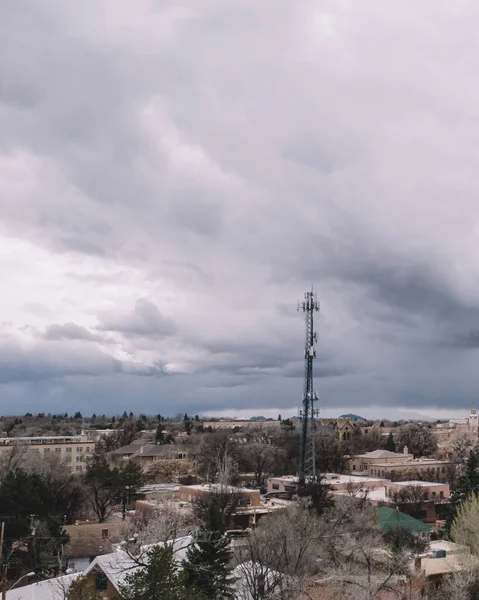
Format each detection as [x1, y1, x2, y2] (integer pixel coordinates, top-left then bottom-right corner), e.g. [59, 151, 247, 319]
[1, 1, 479, 417]
[97, 299, 176, 339]
[44, 322, 102, 342]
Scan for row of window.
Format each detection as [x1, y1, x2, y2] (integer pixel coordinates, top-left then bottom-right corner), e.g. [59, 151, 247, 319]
[271, 483, 296, 492]
[387, 488, 445, 499]
[43, 446, 91, 454]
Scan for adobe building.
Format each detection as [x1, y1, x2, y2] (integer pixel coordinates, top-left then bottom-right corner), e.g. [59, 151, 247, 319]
[177, 483, 261, 507]
[349, 449, 414, 473]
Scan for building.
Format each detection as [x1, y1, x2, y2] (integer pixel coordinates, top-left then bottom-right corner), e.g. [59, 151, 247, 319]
[63, 522, 127, 572]
[6, 574, 79, 600]
[319, 418, 356, 441]
[267, 473, 390, 495]
[384, 480, 449, 502]
[130, 443, 194, 465]
[0, 435, 94, 474]
[449, 407, 479, 433]
[81, 536, 192, 598]
[349, 449, 414, 473]
[108, 442, 144, 460]
[203, 419, 281, 430]
[370, 458, 450, 482]
[414, 540, 469, 586]
[177, 484, 261, 507]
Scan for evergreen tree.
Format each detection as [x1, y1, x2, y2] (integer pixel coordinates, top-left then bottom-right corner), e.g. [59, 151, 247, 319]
[121, 545, 204, 600]
[118, 460, 145, 520]
[67, 576, 102, 600]
[156, 423, 165, 444]
[184, 501, 234, 599]
[385, 432, 396, 453]
[446, 447, 479, 533]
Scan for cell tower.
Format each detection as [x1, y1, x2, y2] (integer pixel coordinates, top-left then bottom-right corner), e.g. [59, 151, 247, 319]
[297, 286, 320, 483]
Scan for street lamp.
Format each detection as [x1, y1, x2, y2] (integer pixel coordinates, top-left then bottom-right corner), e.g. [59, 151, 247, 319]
[8, 572, 35, 591]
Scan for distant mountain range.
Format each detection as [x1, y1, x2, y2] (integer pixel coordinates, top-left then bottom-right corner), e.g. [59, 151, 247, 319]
[339, 413, 366, 422]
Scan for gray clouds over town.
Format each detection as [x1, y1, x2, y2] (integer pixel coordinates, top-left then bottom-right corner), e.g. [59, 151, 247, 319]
[1, 1, 479, 418]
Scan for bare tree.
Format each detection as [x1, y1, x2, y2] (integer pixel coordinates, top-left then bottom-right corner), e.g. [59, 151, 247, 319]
[315, 499, 416, 600]
[397, 423, 437, 458]
[234, 505, 323, 599]
[237, 442, 282, 487]
[451, 432, 474, 467]
[128, 500, 198, 551]
[95, 418, 142, 454]
[195, 431, 239, 483]
[390, 484, 430, 518]
[431, 556, 479, 600]
[0, 445, 28, 480]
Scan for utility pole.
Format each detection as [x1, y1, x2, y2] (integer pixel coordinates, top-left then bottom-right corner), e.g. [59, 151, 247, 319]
[297, 287, 320, 483]
[1, 521, 6, 600]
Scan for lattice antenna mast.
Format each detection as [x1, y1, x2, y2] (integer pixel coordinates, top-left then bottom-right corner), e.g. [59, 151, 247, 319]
[297, 287, 320, 483]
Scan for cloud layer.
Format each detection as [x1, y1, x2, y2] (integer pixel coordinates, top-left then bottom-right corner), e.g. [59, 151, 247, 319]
[1, 0, 479, 417]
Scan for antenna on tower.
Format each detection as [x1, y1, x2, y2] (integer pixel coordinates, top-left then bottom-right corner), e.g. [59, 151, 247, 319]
[297, 286, 320, 483]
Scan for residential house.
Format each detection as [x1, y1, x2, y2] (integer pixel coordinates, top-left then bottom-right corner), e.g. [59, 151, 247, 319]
[6, 574, 80, 600]
[64, 522, 127, 572]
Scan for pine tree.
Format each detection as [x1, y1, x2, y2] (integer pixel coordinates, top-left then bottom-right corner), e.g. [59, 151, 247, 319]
[156, 423, 165, 444]
[385, 432, 396, 453]
[67, 576, 102, 600]
[184, 501, 234, 599]
[121, 545, 204, 600]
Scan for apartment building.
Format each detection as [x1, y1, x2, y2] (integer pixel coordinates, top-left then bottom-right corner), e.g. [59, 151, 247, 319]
[0, 435, 94, 474]
[349, 449, 414, 473]
[370, 459, 450, 482]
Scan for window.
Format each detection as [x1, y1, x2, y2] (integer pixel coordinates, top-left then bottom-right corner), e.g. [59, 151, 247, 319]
[440, 491, 444, 499]
[96, 573, 108, 592]
[66, 447, 72, 453]
[44, 448, 50, 454]
[86, 447, 91, 453]
[76, 456, 82, 463]
[431, 491, 436, 499]
[352, 465, 356, 471]
[76, 447, 83, 453]
[272, 483, 279, 490]
[55, 448, 61, 454]
[65, 455, 72, 462]
[76, 466, 83, 473]
[285, 485, 296, 492]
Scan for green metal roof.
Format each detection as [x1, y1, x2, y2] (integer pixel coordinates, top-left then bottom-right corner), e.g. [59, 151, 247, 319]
[375, 507, 432, 533]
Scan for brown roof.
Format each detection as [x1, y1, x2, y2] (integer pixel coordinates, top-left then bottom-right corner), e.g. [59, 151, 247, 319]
[64, 522, 127, 558]
[109, 442, 145, 456]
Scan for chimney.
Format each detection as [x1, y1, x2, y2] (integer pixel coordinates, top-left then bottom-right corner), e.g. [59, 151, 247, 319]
[403, 445, 408, 455]
[140, 446, 144, 455]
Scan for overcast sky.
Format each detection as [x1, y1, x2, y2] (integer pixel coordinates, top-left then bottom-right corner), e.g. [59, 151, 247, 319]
[2, 1, 479, 418]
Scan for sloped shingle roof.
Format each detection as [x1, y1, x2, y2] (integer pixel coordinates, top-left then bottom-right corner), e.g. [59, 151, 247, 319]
[6, 574, 79, 600]
[360, 450, 404, 459]
[376, 507, 432, 533]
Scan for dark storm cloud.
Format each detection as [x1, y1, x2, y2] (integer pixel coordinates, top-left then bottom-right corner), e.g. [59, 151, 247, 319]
[2, 0, 479, 416]
[0, 341, 120, 384]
